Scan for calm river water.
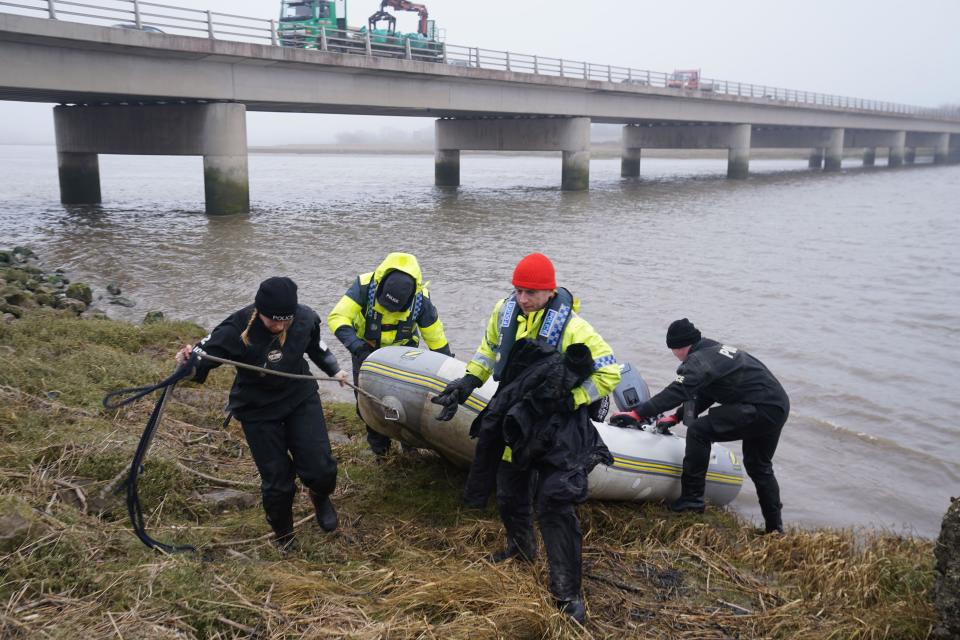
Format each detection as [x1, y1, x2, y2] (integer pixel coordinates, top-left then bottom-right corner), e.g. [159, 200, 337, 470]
[2, 144, 958, 538]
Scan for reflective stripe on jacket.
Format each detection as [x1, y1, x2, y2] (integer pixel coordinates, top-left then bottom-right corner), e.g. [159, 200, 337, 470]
[466, 293, 621, 408]
[328, 252, 449, 352]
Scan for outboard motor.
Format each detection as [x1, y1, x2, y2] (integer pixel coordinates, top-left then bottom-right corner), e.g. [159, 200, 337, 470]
[611, 362, 651, 412]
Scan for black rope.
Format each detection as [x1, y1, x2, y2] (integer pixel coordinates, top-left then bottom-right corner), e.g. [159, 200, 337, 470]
[126, 382, 196, 554]
[102, 357, 198, 410]
[104, 356, 199, 554]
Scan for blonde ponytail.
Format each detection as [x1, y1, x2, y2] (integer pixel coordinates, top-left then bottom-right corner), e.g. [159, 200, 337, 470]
[240, 309, 257, 346]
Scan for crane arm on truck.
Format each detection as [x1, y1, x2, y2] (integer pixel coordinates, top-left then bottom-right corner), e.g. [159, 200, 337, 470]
[368, 0, 430, 36]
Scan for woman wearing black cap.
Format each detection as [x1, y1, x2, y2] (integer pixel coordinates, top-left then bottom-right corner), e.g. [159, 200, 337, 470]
[176, 276, 347, 548]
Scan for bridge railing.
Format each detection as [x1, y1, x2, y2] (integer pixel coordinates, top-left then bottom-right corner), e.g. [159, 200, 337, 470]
[2, 0, 958, 121]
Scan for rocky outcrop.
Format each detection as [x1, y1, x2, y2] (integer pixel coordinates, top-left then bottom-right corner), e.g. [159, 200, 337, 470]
[934, 497, 960, 639]
[0, 496, 46, 553]
[0, 247, 142, 318]
[198, 489, 258, 512]
[1, 247, 94, 315]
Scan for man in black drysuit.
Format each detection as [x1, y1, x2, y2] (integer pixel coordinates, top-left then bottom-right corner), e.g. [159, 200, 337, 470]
[442, 339, 612, 624]
[176, 277, 347, 547]
[612, 318, 790, 533]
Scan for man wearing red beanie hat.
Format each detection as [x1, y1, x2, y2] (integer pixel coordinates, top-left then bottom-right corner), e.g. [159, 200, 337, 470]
[432, 252, 621, 624]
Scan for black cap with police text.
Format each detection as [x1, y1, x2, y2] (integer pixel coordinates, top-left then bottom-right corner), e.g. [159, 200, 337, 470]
[666, 318, 701, 349]
[255, 276, 298, 320]
[377, 270, 416, 312]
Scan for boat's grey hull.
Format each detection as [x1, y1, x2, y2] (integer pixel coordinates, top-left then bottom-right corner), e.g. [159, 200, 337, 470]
[358, 346, 743, 505]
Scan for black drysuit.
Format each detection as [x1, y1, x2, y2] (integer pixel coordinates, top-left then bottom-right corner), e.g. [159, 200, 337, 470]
[465, 340, 613, 602]
[191, 304, 341, 534]
[634, 338, 790, 525]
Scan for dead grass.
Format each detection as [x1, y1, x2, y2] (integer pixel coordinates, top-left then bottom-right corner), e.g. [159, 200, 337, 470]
[0, 309, 937, 639]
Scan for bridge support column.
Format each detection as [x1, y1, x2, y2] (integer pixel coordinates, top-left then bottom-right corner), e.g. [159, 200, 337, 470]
[203, 155, 249, 215]
[562, 149, 590, 190]
[57, 152, 101, 204]
[808, 148, 824, 169]
[434, 150, 460, 187]
[621, 126, 642, 177]
[888, 131, 906, 167]
[435, 117, 590, 190]
[823, 128, 844, 171]
[862, 148, 876, 166]
[727, 124, 751, 179]
[933, 133, 950, 164]
[53, 103, 249, 214]
[950, 135, 960, 163]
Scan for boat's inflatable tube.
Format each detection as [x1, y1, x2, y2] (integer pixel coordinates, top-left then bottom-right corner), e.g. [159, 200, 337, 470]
[358, 346, 743, 506]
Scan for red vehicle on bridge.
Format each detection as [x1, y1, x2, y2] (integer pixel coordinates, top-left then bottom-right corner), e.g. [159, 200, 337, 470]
[668, 69, 713, 91]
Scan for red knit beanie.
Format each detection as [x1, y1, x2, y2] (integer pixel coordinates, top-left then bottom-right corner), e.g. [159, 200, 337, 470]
[512, 253, 556, 290]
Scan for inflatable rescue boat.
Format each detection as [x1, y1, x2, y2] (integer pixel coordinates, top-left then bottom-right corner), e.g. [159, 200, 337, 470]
[358, 347, 744, 505]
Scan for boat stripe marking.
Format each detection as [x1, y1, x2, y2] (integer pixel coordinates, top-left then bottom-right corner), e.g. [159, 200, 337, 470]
[611, 456, 743, 486]
[361, 360, 742, 486]
[360, 361, 487, 412]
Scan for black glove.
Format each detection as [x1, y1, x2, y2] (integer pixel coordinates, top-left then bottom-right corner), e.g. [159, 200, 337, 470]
[350, 342, 375, 362]
[655, 414, 679, 434]
[431, 374, 482, 421]
[610, 410, 643, 428]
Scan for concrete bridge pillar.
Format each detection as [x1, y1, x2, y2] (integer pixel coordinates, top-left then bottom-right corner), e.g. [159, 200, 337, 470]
[808, 148, 824, 169]
[53, 103, 249, 214]
[933, 133, 950, 164]
[888, 131, 906, 167]
[823, 128, 845, 171]
[620, 124, 643, 178]
[862, 148, 876, 166]
[727, 124, 751, 179]
[621, 126, 642, 178]
[57, 152, 101, 205]
[435, 117, 591, 190]
[950, 135, 960, 163]
[434, 150, 460, 187]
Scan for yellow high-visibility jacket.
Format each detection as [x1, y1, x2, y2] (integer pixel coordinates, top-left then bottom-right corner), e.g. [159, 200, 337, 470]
[328, 252, 450, 354]
[466, 294, 620, 408]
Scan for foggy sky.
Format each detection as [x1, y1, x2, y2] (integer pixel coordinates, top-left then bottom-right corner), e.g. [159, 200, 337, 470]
[1, 0, 958, 145]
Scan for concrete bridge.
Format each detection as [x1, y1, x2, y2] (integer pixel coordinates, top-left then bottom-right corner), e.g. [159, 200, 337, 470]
[1, 8, 959, 213]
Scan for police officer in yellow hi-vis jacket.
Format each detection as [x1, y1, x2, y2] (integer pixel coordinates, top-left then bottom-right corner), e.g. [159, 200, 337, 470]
[328, 252, 452, 457]
[431, 252, 620, 624]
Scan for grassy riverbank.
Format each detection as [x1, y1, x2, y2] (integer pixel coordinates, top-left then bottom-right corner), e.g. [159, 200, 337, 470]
[0, 309, 937, 638]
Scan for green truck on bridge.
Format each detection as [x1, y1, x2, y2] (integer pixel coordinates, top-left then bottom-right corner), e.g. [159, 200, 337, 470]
[278, 0, 444, 61]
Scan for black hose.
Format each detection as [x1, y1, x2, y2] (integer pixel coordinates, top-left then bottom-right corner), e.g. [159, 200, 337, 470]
[126, 381, 196, 554]
[104, 357, 199, 553]
[102, 358, 197, 410]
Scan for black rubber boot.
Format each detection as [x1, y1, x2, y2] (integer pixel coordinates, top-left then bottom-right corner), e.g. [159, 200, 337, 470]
[557, 598, 586, 624]
[310, 490, 339, 533]
[487, 534, 537, 563]
[762, 506, 783, 534]
[669, 496, 706, 513]
[267, 512, 295, 550]
[264, 495, 295, 550]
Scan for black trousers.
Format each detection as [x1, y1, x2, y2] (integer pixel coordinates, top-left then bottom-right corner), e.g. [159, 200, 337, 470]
[240, 393, 337, 529]
[497, 460, 589, 602]
[682, 402, 788, 520]
[351, 352, 395, 455]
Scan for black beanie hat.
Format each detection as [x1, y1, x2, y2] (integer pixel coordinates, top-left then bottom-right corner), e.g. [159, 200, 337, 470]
[377, 270, 416, 312]
[255, 276, 298, 320]
[666, 318, 702, 349]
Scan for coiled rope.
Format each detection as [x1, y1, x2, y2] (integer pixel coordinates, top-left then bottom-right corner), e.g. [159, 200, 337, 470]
[103, 348, 397, 553]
